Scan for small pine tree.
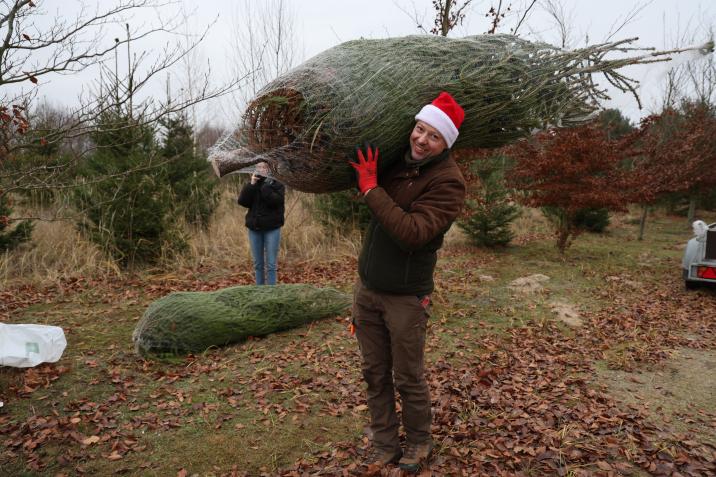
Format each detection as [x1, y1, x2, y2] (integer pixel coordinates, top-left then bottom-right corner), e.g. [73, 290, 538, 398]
[74, 110, 185, 266]
[0, 104, 34, 251]
[457, 155, 520, 247]
[160, 113, 219, 229]
[17, 124, 67, 208]
[313, 190, 372, 233]
[572, 207, 610, 233]
[0, 194, 33, 252]
[598, 108, 634, 140]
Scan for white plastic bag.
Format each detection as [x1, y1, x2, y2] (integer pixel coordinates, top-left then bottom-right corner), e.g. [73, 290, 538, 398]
[0, 323, 67, 368]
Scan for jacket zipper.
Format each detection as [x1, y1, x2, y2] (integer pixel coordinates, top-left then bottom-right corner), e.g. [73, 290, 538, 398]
[403, 252, 412, 285]
[363, 223, 376, 278]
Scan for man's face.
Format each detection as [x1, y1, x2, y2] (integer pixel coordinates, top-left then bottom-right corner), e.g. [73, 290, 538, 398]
[409, 120, 448, 161]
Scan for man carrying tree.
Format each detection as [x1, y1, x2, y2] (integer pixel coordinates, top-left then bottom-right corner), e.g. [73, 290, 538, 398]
[350, 92, 466, 473]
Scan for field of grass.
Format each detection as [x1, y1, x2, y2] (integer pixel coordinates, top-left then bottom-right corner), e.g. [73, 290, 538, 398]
[1, 206, 715, 475]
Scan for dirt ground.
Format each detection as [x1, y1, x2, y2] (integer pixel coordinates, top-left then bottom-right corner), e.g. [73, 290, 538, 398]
[597, 347, 716, 446]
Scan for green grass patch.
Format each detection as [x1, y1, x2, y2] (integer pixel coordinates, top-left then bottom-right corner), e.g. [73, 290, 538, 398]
[2, 211, 714, 475]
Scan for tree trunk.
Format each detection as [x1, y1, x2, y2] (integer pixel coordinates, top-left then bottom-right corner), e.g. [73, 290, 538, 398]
[441, 1, 452, 36]
[638, 205, 648, 241]
[687, 193, 697, 225]
[556, 225, 570, 254]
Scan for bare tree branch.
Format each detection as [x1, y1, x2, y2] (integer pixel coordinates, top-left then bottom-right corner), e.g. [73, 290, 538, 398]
[0, 0, 242, 200]
[487, 0, 503, 34]
[539, 0, 574, 48]
[226, 0, 300, 119]
[0, 1, 181, 86]
[604, 1, 653, 43]
[392, 1, 430, 35]
[512, 0, 538, 36]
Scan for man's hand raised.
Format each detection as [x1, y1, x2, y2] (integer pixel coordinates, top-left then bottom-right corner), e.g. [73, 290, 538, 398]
[350, 143, 379, 196]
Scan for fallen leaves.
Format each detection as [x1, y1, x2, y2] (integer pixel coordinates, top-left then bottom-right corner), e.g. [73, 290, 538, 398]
[279, 278, 716, 476]
[81, 435, 100, 446]
[106, 450, 123, 461]
[13, 364, 70, 396]
[1, 256, 715, 476]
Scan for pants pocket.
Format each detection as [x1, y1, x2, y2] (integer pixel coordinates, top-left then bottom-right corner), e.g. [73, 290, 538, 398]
[416, 294, 431, 319]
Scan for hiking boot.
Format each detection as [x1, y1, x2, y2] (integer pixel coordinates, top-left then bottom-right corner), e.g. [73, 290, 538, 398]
[399, 441, 434, 473]
[364, 446, 402, 466]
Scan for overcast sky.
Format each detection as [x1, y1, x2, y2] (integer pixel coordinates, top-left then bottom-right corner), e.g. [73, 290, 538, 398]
[15, 0, 716, 127]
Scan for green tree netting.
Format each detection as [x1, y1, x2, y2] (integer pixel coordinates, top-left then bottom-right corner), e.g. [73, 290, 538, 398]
[132, 284, 351, 356]
[209, 34, 713, 193]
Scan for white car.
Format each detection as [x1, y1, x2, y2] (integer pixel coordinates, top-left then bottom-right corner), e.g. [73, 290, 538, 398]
[682, 220, 716, 289]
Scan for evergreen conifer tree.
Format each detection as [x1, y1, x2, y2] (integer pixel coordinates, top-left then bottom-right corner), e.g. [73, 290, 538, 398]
[457, 154, 520, 247]
[0, 195, 33, 252]
[160, 113, 219, 229]
[313, 190, 372, 233]
[74, 109, 185, 266]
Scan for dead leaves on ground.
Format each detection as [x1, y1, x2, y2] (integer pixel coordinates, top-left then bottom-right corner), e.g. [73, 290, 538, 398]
[1, 260, 715, 475]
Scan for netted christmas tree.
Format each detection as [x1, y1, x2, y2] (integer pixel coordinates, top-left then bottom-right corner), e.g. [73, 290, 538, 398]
[133, 284, 351, 357]
[209, 34, 713, 193]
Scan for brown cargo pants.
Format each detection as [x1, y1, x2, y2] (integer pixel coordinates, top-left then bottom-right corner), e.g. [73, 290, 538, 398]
[352, 280, 432, 451]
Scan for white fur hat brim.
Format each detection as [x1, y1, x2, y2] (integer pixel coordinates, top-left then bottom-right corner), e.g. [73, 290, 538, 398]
[414, 104, 459, 148]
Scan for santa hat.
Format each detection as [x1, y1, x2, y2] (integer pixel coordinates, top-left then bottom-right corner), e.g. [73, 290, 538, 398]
[414, 92, 465, 148]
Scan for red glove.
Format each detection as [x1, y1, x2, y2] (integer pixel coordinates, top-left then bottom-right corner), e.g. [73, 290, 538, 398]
[350, 144, 379, 195]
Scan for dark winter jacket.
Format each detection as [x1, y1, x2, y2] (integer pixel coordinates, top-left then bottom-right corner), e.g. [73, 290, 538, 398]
[358, 149, 466, 296]
[237, 178, 286, 231]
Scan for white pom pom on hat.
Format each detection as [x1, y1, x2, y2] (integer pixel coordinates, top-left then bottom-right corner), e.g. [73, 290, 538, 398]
[414, 91, 465, 148]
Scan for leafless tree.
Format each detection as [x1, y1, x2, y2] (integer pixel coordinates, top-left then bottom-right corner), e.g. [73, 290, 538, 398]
[537, 0, 575, 48]
[394, 0, 538, 37]
[0, 1, 240, 199]
[0, 1, 224, 124]
[511, 0, 538, 36]
[681, 25, 715, 223]
[603, 1, 653, 43]
[432, 0, 475, 36]
[195, 121, 225, 154]
[651, 14, 713, 112]
[176, 5, 209, 135]
[536, 0, 654, 51]
[226, 0, 300, 120]
[686, 32, 716, 106]
[393, 1, 430, 35]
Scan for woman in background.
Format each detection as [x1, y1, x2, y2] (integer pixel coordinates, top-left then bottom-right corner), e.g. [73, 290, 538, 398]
[237, 162, 285, 285]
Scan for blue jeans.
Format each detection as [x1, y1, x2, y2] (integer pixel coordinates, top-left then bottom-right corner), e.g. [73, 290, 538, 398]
[247, 227, 281, 285]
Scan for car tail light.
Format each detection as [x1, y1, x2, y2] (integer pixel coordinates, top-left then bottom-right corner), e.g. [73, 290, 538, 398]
[697, 266, 716, 279]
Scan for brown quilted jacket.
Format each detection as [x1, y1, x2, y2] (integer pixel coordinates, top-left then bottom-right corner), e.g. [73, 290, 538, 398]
[358, 149, 466, 295]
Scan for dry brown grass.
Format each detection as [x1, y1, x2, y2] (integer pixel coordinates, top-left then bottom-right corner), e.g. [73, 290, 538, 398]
[511, 206, 552, 237]
[0, 216, 120, 287]
[0, 187, 598, 290]
[442, 222, 470, 250]
[0, 188, 361, 289]
[179, 189, 361, 270]
[280, 192, 362, 260]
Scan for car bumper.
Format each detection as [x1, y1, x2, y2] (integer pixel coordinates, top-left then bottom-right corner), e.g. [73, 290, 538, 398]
[684, 262, 716, 283]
